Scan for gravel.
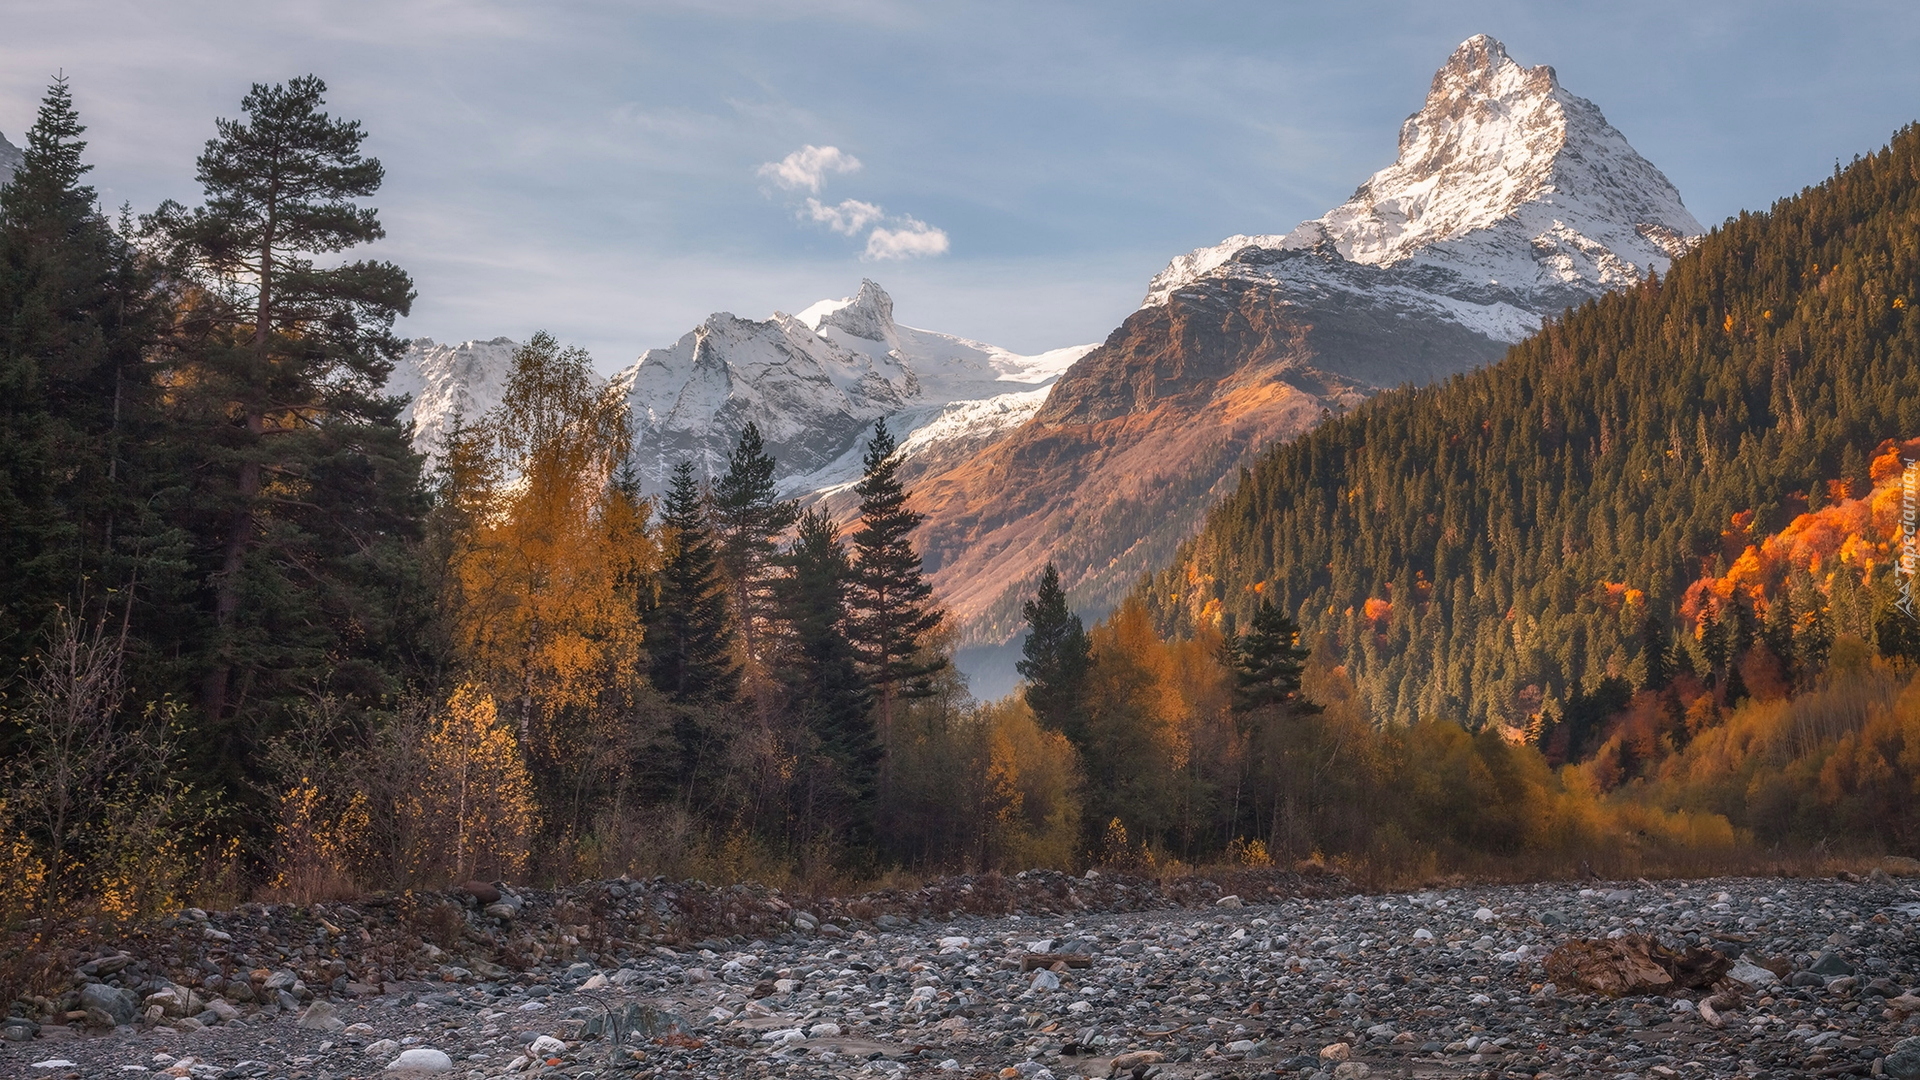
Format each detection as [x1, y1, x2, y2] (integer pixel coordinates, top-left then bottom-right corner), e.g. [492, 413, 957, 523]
[5, 872, 1918, 1079]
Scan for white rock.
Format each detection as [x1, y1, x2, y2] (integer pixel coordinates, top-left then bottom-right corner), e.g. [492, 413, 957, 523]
[527, 1035, 566, 1057]
[30, 1062, 78, 1071]
[1030, 969, 1061, 991]
[385, 1047, 453, 1071]
[808, 1022, 842, 1038]
[1474, 907, 1496, 922]
[1727, 961, 1780, 988]
[579, 973, 609, 991]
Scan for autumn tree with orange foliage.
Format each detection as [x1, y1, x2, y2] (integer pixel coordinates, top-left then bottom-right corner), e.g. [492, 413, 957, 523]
[439, 333, 661, 852]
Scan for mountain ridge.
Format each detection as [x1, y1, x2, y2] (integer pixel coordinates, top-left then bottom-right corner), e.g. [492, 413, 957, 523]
[905, 34, 1704, 695]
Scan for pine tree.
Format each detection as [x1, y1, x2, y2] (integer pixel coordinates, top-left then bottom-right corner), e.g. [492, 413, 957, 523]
[143, 76, 423, 744]
[1229, 600, 1317, 714]
[646, 460, 738, 704]
[712, 422, 797, 675]
[1638, 611, 1675, 692]
[0, 78, 155, 686]
[846, 420, 945, 735]
[774, 509, 878, 845]
[1019, 563, 1092, 737]
[1699, 610, 1729, 687]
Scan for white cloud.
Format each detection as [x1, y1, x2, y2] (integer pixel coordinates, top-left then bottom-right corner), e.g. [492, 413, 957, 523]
[864, 216, 950, 260]
[803, 197, 886, 234]
[756, 144, 861, 192]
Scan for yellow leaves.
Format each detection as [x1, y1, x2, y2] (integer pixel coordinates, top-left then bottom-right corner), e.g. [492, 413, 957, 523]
[443, 335, 656, 758]
[266, 776, 371, 901]
[398, 684, 538, 885]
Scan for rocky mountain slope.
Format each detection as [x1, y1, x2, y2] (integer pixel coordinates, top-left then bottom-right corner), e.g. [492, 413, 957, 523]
[386, 337, 520, 463]
[0, 130, 22, 183]
[387, 281, 1092, 494]
[912, 34, 1704, 693]
[383, 35, 1701, 700]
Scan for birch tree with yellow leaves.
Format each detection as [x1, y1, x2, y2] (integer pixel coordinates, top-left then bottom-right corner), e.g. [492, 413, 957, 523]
[438, 333, 661, 855]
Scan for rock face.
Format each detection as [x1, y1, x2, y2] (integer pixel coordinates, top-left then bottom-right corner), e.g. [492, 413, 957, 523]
[383, 336, 519, 464]
[384, 281, 1093, 490]
[378, 36, 1702, 699]
[910, 34, 1704, 688]
[0, 131, 21, 186]
[1141, 33, 1702, 321]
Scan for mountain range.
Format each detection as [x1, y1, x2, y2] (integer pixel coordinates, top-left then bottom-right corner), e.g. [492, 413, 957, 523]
[386, 34, 1704, 698]
[0, 130, 22, 184]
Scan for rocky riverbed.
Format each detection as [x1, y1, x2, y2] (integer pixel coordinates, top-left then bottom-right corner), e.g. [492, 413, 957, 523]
[5, 869, 1920, 1080]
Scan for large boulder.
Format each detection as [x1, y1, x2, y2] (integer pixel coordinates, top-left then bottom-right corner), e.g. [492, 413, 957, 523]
[76, 982, 136, 1027]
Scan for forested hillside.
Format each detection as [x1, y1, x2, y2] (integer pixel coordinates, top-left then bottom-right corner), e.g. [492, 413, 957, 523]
[1142, 123, 1920, 732]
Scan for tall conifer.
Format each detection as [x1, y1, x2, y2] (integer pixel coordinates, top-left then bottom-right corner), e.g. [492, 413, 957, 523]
[0, 78, 155, 684]
[713, 421, 797, 675]
[1229, 600, 1317, 714]
[1018, 562, 1091, 736]
[647, 460, 738, 704]
[774, 509, 878, 845]
[144, 76, 423, 749]
[846, 420, 944, 734]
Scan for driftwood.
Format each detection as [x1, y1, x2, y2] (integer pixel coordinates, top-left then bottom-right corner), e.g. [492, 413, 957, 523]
[1543, 935, 1731, 997]
[1020, 953, 1093, 971]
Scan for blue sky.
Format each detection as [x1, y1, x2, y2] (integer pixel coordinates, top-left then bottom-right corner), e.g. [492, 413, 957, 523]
[5, 0, 1919, 367]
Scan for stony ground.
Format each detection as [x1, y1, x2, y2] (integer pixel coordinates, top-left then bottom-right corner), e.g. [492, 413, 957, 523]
[5, 871, 1920, 1080]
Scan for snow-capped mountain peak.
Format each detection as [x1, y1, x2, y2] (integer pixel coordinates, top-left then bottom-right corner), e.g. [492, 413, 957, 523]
[800, 278, 897, 342]
[388, 280, 1094, 493]
[1141, 34, 1703, 328]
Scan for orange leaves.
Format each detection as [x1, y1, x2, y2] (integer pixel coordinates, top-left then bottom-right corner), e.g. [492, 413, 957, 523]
[1361, 597, 1392, 628]
[1592, 582, 1643, 613]
[1682, 440, 1920, 627]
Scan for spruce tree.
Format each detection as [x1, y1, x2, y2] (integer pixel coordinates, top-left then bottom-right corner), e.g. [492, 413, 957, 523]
[143, 75, 423, 744]
[647, 460, 739, 704]
[1699, 610, 1729, 686]
[0, 78, 155, 686]
[713, 421, 797, 674]
[1638, 611, 1675, 692]
[846, 420, 945, 733]
[774, 509, 878, 845]
[1018, 562, 1091, 736]
[1229, 600, 1318, 714]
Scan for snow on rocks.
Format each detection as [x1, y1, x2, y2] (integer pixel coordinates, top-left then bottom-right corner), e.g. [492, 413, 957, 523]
[1141, 35, 1705, 345]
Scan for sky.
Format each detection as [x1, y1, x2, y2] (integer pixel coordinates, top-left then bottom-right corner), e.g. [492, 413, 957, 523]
[4, 0, 1919, 369]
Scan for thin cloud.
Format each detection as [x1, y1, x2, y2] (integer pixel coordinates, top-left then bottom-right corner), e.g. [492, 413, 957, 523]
[804, 197, 885, 234]
[757, 144, 861, 192]
[864, 216, 949, 260]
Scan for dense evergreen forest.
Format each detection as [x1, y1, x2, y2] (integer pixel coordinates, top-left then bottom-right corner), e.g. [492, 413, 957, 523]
[4, 75, 1918, 923]
[1143, 124, 1920, 735]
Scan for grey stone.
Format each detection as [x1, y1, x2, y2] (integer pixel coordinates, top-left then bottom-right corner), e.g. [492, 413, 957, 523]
[298, 1000, 345, 1031]
[1810, 950, 1854, 976]
[385, 1047, 454, 1071]
[1888, 1036, 1920, 1080]
[76, 981, 136, 1026]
